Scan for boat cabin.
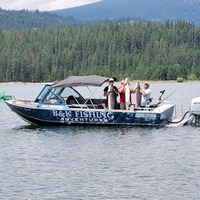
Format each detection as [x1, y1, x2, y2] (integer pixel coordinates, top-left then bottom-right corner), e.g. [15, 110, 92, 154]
[34, 75, 107, 109]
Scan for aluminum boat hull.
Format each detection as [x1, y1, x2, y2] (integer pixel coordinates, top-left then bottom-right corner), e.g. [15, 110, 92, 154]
[5, 100, 175, 126]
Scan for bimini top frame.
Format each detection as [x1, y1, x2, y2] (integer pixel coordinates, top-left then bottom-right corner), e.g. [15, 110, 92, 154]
[51, 75, 113, 88]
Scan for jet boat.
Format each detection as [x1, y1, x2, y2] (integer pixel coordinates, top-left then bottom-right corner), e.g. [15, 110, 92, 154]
[4, 75, 175, 126]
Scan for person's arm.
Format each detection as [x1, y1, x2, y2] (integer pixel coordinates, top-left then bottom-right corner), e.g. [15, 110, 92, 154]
[118, 85, 124, 93]
[126, 83, 135, 93]
[114, 86, 118, 96]
[104, 86, 108, 96]
[129, 85, 135, 93]
[140, 86, 146, 96]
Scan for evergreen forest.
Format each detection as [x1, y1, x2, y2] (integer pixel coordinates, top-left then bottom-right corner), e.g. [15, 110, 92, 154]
[0, 8, 138, 31]
[0, 20, 200, 83]
[0, 8, 79, 30]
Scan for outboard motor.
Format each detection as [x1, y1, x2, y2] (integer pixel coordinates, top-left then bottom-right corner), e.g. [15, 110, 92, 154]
[191, 97, 200, 115]
[190, 97, 200, 126]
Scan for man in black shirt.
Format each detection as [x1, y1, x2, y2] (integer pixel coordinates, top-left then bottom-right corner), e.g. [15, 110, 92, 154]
[103, 78, 118, 109]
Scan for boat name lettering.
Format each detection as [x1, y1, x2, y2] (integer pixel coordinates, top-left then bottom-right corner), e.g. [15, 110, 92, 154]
[53, 110, 72, 117]
[52, 110, 114, 122]
[135, 113, 157, 120]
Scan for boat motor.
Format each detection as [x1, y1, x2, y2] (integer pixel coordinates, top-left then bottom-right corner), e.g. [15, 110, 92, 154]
[191, 97, 200, 115]
[168, 97, 200, 126]
[190, 97, 200, 126]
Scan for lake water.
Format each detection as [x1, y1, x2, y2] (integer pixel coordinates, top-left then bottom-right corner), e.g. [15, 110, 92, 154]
[0, 82, 200, 200]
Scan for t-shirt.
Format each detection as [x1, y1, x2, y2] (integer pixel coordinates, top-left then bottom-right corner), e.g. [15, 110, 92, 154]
[141, 88, 151, 106]
[104, 85, 118, 108]
[104, 85, 118, 96]
[118, 86, 132, 105]
[118, 86, 126, 104]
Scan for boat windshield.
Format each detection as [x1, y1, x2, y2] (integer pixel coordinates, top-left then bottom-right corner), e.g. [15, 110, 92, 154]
[34, 85, 52, 102]
[41, 90, 62, 104]
[37, 86, 85, 105]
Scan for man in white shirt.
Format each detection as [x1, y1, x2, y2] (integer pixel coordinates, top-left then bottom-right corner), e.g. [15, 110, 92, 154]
[140, 82, 151, 106]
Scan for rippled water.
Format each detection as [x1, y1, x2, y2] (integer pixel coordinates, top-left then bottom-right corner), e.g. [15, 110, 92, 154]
[1, 82, 200, 200]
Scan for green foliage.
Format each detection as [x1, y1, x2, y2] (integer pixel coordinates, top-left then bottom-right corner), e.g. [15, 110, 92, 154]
[0, 20, 200, 82]
[0, 8, 142, 31]
[0, 8, 80, 30]
[177, 77, 185, 83]
[187, 73, 199, 81]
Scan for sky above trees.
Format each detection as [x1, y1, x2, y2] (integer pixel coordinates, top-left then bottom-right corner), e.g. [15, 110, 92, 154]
[0, 0, 101, 11]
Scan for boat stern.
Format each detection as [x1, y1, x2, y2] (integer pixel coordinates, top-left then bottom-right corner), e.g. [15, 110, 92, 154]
[158, 101, 175, 122]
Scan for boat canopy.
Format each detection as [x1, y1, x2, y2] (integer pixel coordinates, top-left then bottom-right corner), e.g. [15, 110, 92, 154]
[51, 75, 111, 88]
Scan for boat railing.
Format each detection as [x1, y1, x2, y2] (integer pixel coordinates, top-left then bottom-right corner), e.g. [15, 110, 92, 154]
[66, 96, 106, 109]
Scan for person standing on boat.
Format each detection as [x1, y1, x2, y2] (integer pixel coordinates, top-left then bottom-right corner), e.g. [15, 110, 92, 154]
[140, 82, 151, 106]
[104, 78, 118, 109]
[118, 79, 134, 110]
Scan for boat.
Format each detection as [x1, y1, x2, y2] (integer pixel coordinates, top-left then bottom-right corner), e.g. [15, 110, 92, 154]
[3, 75, 176, 126]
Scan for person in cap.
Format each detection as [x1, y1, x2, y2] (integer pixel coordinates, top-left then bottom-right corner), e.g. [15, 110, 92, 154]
[140, 82, 151, 106]
[103, 78, 118, 109]
[118, 78, 134, 110]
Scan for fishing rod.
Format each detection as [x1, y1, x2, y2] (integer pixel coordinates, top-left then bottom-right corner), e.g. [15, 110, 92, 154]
[156, 87, 180, 106]
[159, 90, 165, 101]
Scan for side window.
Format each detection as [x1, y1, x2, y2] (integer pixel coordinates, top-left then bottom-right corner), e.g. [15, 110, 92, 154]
[42, 91, 62, 104]
[60, 88, 80, 98]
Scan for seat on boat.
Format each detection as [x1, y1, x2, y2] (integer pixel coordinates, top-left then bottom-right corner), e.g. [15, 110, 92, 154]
[66, 95, 77, 105]
[66, 95, 105, 109]
[66, 95, 95, 108]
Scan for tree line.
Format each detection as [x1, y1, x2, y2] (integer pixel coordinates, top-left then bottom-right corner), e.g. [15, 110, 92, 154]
[0, 8, 79, 30]
[0, 8, 139, 31]
[0, 20, 200, 83]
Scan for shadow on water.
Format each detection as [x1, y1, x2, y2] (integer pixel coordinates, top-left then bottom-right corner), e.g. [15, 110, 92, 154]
[12, 123, 163, 137]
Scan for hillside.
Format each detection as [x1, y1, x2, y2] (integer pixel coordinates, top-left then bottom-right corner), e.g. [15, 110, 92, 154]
[51, 0, 200, 25]
[0, 8, 89, 30]
[0, 21, 200, 82]
[0, 8, 141, 31]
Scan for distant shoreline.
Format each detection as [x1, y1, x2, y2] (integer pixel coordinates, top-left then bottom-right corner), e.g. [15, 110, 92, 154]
[0, 82, 55, 86]
[0, 80, 199, 86]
